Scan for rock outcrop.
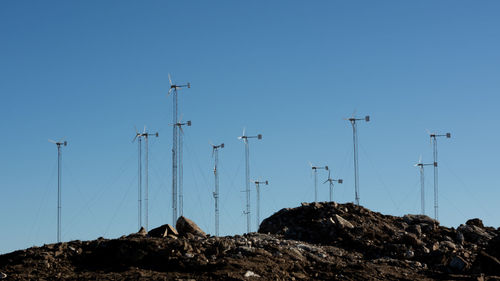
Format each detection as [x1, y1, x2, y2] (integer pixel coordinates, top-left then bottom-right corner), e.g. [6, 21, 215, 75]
[1, 202, 499, 280]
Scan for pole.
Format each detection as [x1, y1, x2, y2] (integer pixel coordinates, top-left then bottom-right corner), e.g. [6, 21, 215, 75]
[57, 144, 61, 243]
[420, 165, 425, 215]
[213, 148, 220, 236]
[351, 120, 360, 205]
[179, 127, 184, 217]
[138, 137, 142, 229]
[314, 169, 318, 202]
[144, 135, 149, 231]
[329, 181, 333, 202]
[433, 136, 438, 220]
[172, 90, 178, 225]
[256, 182, 260, 228]
[245, 140, 250, 233]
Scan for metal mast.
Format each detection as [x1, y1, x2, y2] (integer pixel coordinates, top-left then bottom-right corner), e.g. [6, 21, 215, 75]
[212, 143, 224, 236]
[238, 129, 262, 233]
[429, 132, 451, 220]
[323, 170, 343, 202]
[346, 114, 370, 205]
[253, 180, 268, 229]
[142, 129, 158, 231]
[138, 136, 142, 229]
[175, 119, 191, 218]
[49, 139, 67, 243]
[167, 74, 190, 224]
[415, 156, 432, 215]
[310, 163, 328, 202]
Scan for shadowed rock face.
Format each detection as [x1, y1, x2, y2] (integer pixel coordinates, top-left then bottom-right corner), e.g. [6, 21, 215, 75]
[1, 202, 499, 280]
[259, 202, 499, 274]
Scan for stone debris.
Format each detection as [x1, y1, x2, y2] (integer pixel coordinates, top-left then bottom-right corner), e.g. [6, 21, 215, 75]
[0, 202, 499, 280]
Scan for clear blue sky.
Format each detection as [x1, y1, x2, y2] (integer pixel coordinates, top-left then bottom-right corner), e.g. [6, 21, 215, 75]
[1, 1, 500, 254]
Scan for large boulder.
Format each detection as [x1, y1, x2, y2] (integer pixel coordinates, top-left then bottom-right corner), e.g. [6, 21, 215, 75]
[176, 216, 206, 237]
[148, 224, 178, 238]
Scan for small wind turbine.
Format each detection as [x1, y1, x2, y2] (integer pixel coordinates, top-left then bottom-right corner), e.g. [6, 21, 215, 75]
[427, 130, 451, 220]
[134, 126, 159, 231]
[211, 142, 224, 236]
[253, 180, 269, 229]
[414, 155, 432, 216]
[323, 170, 343, 202]
[166, 73, 190, 225]
[345, 112, 370, 205]
[310, 163, 328, 202]
[238, 128, 262, 233]
[48, 138, 67, 243]
[132, 128, 143, 230]
[172, 118, 191, 218]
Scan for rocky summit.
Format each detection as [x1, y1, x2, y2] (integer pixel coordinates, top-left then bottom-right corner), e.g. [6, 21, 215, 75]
[1, 202, 500, 280]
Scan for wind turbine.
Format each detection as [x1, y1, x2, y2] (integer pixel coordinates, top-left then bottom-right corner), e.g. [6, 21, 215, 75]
[174, 118, 191, 218]
[345, 113, 370, 205]
[238, 128, 262, 233]
[211, 142, 224, 236]
[323, 170, 343, 202]
[166, 73, 190, 225]
[414, 155, 432, 216]
[427, 131, 451, 220]
[132, 128, 143, 230]
[48, 138, 67, 243]
[310, 163, 328, 202]
[134, 126, 159, 231]
[253, 180, 269, 229]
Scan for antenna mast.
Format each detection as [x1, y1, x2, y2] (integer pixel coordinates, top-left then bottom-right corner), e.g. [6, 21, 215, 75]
[212, 143, 224, 236]
[49, 139, 67, 243]
[346, 114, 370, 205]
[238, 130, 262, 233]
[429, 132, 451, 220]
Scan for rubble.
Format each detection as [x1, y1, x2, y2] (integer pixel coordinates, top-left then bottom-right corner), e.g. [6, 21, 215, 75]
[0, 202, 499, 280]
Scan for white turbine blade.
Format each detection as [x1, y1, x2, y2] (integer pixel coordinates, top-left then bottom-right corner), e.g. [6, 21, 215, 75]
[167, 88, 173, 97]
[48, 139, 57, 144]
[143, 125, 146, 134]
[168, 73, 173, 85]
[132, 135, 138, 143]
[242, 127, 246, 137]
[418, 155, 422, 164]
[323, 179, 329, 184]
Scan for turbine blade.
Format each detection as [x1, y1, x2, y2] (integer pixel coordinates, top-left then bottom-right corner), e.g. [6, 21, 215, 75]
[323, 179, 329, 184]
[242, 127, 246, 137]
[48, 139, 57, 144]
[143, 125, 146, 134]
[168, 73, 173, 85]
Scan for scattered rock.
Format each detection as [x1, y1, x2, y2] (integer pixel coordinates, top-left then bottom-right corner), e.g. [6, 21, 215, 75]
[244, 270, 260, 278]
[332, 214, 354, 229]
[176, 216, 206, 237]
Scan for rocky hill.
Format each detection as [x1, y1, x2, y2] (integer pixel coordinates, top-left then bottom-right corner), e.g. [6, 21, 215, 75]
[1, 202, 500, 280]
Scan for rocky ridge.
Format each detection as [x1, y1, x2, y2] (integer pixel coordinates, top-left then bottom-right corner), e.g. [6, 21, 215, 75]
[1, 204, 499, 280]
